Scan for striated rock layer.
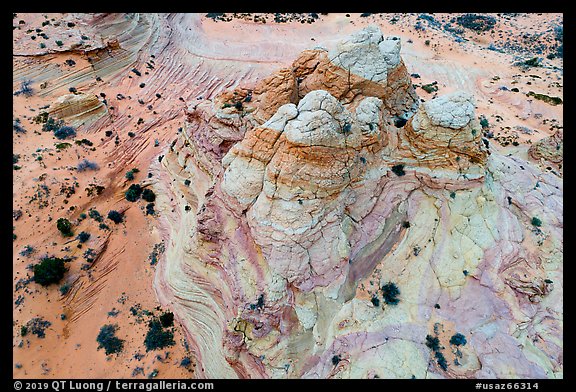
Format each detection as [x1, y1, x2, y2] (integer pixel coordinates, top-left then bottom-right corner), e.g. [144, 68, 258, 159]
[154, 26, 562, 379]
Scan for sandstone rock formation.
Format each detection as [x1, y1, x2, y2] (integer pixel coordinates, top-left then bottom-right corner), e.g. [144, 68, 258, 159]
[48, 93, 108, 128]
[154, 26, 562, 379]
[528, 129, 563, 169]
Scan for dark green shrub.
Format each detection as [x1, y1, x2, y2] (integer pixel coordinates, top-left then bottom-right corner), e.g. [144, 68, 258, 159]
[55, 40, 63, 46]
[142, 189, 156, 202]
[33, 257, 67, 286]
[425, 334, 441, 351]
[449, 332, 467, 346]
[77, 231, 90, 243]
[89, 209, 103, 222]
[391, 164, 406, 176]
[381, 282, 400, 305]
[159, 312, 174, 328]
[435, 351, 448, 370]
[125, 184, 143, 202]
[479, 116, 489, 128]
[144, 319, 175, 351]
[531, 217, 542, 227]
[107, 210, 123, 224]
[54, 126, 76, 139]
[96, 324, 124, 355]
[57, 218, 73, 236]
[456, 14, 496, 31]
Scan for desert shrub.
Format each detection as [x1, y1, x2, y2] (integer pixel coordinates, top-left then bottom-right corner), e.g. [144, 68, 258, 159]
[55, 40, 63, 46]
[456, 14, 496, 31]
[54, 125, 76, 139]
[381, 282, 400, 305]
[14, 80, 34, 97]
[145, 203, 155, 215]
[77, 231, 90, 243]
[391, 164, 406, 176]
[96, 324, 124, 355]
[19, 245, 34, 257]
[371, 295, 380, 307]
[425, 334, 441, 352]
[42, 117, 64, 132]
[449, 332, 467, 346]
[144, 319, 175, 351]
[57, 218, 73, 237]
[13, 119, 27, 133]
[421, 82, 438, 93]
[33, 257, 67, 286]
[159, 312, 174, 328]
[59, 283, 71, 295]
[435, 351, 448, 371]
[125, 168, 139, 181]
[531, 217, 542, 227]
[125, 184, 143, 202]
[107, 210, 123, 224]
[89, 209, 103, 222]
[77, 159, 99, 172]
[142, 188, 156, 202]
[331, 355, 341, 365]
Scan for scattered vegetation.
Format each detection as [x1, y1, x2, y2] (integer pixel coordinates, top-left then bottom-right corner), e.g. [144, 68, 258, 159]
[89, 208, 103, 222]
[456, 14, 496, 31]
[96, 324, 125, 355]
[19, 245, 35, 257]
[13, 80, 34, 97]
[479, 115, 489, 129]
[33, 257, 67, 286]
[13, 119, 27, 134]
[23, 318, 52, 338]
[54, 125, 76, 139]
[56, 218, 73, 237]
[77, 159, 99, 172]
[526, 91, 562, 106]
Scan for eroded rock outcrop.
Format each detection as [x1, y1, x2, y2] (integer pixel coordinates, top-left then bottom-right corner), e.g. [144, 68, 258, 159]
[154, 26, 563, 379]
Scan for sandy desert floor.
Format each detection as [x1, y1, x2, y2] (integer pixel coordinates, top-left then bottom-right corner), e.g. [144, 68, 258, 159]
[13, 12, 562, 378]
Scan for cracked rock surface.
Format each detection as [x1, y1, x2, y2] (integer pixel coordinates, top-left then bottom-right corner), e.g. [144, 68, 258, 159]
[155, 26, 562, 379]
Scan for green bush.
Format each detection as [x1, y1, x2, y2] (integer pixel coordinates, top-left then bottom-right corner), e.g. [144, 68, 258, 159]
[144, 319, 175, 351]
[77, 231, 90, 243]
[107, 210, 123, 224]
[449, 332, 467, 346]
[96, 324, 124, 355]
[531, 217, 542, 227]
[142, 188, 156, 202]
[125, 184, 142, 202]
[381, 282, 400, 305]
[33, 257, 67, 286]
[425, 334, 441, 352]
[56, 218, 73, 237]
[159, 312, 174, 328]
[391, 164, 406, 176]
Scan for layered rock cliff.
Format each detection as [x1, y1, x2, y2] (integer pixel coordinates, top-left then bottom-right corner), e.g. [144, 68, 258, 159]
[153, 26, 562, 379]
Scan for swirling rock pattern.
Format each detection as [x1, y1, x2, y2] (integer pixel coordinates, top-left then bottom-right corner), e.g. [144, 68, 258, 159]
[155, 26, 562, 379]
